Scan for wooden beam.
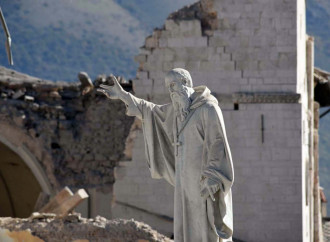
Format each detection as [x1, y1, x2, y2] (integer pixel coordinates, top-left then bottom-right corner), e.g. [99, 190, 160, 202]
[39, 186, 73, 213]
[52, 189, 89, 217]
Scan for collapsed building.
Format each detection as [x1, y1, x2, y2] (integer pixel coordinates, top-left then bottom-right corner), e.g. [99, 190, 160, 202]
[0, 67, 135, 219]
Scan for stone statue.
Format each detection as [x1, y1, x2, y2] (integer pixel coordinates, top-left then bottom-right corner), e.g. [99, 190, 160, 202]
[98, 68, 234, 242]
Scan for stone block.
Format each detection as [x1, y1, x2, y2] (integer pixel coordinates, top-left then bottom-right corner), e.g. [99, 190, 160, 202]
[160, 30, 171, 38]
[158, 38, 168, 47]
[149, 71, 166, 80]
[185, 61, 200, 71]
[165, 19, 179, 31]
[143, 60, 163, 71]
[200, 61, 235, 72]
[179, 20, 202, 37]
[152, 83, 167, 95]
[163, 62, 174, 72]
[173, 61, 186, 69]
[236, 17, 260, 30]
[140, 78, 153, 87]
[133, 83, 153, 96]
[136, 71, 149, 80]
[139, 48, 151, 55]
[276, 33, 296, 46]
[134, 54, 147, 64]
[145, 36, 158, 49]
[236, 60, 259, 70]
[208, 36, 228, 47]
[167, 37, 208, 47]
[162, 48, 175, 61]
[275, 17, 295, 30]
[217, 47, 225, 53]
[249, 78, 264, 85]
[276, 70, 296, 78]
[243, 70, 276, 78]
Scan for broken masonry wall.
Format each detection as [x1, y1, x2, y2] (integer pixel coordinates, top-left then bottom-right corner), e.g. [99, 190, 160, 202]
[0, 67, 134, 191]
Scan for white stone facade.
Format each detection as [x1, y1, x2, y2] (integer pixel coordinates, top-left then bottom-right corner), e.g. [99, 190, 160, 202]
[113, 0, 319, 241]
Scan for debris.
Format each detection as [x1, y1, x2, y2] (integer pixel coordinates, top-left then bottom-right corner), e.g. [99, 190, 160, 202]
[49, 91, 61, 99]
[0, 217, 171, 242]
[30, 212, 56, 220]
[24, 95, 35, 102]
[12, 88, 25, 99]
[78, 72, 94, 95]
[38, 187, 88, 218]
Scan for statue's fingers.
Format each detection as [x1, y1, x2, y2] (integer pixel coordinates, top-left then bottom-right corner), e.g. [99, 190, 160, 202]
[97, 88, 104, 93]
[110, 74, 120, 87]
[97, 88, 109, 96]
[100, 84, 112, 90]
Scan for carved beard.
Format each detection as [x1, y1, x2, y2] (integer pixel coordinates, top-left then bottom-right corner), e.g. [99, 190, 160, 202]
[170, 87, 191, 122]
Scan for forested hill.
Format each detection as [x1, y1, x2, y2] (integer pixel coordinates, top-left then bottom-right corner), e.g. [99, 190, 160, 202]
[307, 0, 330, 71]
[0, 0, 195, 82]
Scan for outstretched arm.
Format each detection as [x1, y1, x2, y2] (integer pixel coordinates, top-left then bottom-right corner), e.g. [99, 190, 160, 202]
[97, 75, 156, 119]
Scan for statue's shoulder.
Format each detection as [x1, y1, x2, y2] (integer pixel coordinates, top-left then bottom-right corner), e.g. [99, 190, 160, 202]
[201, 99, 220, 110]
[199, 100, 223, 119]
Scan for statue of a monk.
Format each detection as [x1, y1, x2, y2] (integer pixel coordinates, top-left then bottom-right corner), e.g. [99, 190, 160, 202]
[98, 68, 234, 242]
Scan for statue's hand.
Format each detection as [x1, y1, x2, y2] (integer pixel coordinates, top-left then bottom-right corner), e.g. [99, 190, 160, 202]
[200, 177, 219, 201]
[97, 75, 125, 100]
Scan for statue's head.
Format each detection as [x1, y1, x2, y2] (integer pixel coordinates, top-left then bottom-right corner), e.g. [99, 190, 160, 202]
[165, 68, 195, 121]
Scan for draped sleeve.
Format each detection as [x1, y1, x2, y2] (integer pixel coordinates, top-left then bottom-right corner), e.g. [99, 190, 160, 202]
[125, 93, 176, 186]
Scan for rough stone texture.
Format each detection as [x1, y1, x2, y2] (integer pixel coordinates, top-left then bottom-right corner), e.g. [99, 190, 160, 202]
[0, 214, 171, 242]
[0, 67, 134, 190]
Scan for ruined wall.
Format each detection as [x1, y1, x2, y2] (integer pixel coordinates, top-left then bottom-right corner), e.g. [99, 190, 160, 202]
[113, 0, 315, 241]
[0, 67, 134, 190]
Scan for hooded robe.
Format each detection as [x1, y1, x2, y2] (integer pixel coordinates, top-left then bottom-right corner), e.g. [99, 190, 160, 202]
[125, 85, 234, 242]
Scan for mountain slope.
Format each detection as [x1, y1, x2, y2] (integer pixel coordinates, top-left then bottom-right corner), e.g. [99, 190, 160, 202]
[307, 0, 330, 70]
[0, 0, 196, 81]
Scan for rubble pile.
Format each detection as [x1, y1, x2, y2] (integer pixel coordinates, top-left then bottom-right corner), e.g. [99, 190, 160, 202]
[0, 214, 171, 242]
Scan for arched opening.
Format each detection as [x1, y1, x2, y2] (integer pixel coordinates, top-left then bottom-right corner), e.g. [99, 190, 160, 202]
[0, 141, 42, 217]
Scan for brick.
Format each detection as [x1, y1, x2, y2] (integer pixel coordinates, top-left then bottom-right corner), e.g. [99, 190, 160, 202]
[136, 71, 148, 80]
[159, 38, 168, 47]
[209, 36, 228, 47]
[178, 20, 202, 36]
[134, 54, 147, 63]
[173, 61, 186, 69]
[166, 33, 206, 47]
[165, 19, 178, 31]
[145, 36, 158, 49]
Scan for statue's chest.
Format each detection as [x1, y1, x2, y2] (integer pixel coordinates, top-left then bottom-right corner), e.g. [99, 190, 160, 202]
[172, 109, 204, 157]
